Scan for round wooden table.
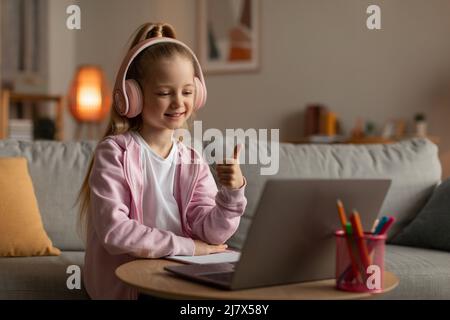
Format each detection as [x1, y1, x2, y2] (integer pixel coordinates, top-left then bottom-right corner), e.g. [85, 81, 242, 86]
[116, 259, 399, 300]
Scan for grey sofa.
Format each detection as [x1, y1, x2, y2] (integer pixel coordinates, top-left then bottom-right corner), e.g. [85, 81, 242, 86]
[0, 138, 449, 299]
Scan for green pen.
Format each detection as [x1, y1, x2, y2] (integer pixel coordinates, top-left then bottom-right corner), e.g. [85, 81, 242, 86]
[345, 222, 353, 235]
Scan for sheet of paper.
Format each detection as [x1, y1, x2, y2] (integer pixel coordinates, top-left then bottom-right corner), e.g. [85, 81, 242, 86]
[166, 250, 241, 265]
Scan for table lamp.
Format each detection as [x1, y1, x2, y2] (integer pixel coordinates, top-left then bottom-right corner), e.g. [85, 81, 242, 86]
[68, 65, 111, 140]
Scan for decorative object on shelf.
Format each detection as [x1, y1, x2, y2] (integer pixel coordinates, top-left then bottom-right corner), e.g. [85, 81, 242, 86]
[33, 117, 56, 140]
[394, 119, 406, 139]
[320, 111, 337, 136]
[381, 120, 395, 139]
[304, 104, 328, 136]
[303, 104, 339, 143]
[350, 118, 365, 139]
[68, 65, 111, 140]
[365, 121, 376, 136]
[197, 0, 260, 73]
[414, 113, 427, 138]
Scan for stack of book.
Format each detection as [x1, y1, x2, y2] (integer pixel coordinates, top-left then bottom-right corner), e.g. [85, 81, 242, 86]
[304, 104, 338, 137]
[308, 135, 346, 144]
[9, 119, 33, 141]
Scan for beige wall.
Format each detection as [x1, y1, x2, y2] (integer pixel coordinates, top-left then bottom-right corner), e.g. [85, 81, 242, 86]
[199, 0, 450, 139]
[47, 0, 77, 141]
[48, 0, 450, 176]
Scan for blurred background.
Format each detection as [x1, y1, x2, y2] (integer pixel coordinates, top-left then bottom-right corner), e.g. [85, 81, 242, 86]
[1, 0, 450, 176]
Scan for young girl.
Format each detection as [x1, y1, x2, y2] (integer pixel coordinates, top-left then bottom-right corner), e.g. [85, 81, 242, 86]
[78, 22, 247, 300]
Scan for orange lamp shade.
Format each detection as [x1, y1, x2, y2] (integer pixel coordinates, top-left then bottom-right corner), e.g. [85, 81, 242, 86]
[68, 65, 111, 122]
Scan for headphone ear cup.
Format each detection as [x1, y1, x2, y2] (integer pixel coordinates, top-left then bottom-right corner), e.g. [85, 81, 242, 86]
[194, 77, 206, 110]
[125, 79, 143, 118]
[113, 89, 127, 116]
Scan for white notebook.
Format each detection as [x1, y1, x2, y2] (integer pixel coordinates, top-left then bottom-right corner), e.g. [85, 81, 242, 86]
[166, 250, 241, 265]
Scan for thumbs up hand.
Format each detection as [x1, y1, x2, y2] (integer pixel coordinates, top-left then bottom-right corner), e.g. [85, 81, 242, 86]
[215, 144, 245, 190]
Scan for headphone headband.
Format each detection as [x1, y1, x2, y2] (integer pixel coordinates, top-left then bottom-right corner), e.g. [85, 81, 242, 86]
[113, 37, 207, 116]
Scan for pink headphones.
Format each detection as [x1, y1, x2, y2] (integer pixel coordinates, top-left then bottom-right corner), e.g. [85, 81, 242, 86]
[113, 37, 207, 118]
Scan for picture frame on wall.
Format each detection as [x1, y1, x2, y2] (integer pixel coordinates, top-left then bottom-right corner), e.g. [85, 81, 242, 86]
[197, 0, 260, 74]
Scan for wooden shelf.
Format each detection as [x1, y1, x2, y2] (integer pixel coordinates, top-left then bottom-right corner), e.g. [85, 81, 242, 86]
[344, 136, 396, 144]
[284, 135, 440, 145]
[0, 90, 64, 141]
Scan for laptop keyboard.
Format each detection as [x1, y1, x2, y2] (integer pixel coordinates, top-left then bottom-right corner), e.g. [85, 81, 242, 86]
[200, 271, 234, 284]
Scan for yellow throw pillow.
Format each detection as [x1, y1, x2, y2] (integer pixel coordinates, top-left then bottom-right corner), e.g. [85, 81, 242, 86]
[0, 157, 60, 256]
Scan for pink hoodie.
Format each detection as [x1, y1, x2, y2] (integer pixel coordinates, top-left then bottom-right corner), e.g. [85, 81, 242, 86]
[83, 132, 247, 299]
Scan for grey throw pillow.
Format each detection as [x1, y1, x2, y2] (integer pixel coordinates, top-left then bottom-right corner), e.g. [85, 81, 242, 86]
[392, 178, 450, 251]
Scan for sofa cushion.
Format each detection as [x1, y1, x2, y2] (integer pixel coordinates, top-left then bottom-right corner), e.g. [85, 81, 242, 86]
[0, 251, 88, 299]
[204, 138, 441, 249]
[0, 140, 97, 251]
[0, 157, 60, 256]
[381, 245, 450, 299]
[391, 178, 450, 251]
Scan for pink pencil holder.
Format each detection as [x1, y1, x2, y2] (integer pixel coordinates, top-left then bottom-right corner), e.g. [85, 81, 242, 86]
[335, 230, 386, 293]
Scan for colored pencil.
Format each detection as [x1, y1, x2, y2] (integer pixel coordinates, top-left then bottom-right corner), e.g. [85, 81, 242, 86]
[336, 199, 348, 228]
[344, 222, 361, 283]
[350, 210, 371, 278]
[377, 216, 395, 235]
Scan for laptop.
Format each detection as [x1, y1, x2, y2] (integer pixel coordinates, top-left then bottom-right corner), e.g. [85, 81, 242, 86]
[164, 179, 391, 290]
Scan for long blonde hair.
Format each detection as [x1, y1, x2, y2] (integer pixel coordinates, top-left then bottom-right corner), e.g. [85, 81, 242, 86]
[76, 22, 197, 236]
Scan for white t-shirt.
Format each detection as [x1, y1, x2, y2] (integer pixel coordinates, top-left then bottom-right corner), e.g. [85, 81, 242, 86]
[131, 131, 183, 236]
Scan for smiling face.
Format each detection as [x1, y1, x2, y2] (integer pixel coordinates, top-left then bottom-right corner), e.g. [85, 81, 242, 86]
[140, 54, 195, 132]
